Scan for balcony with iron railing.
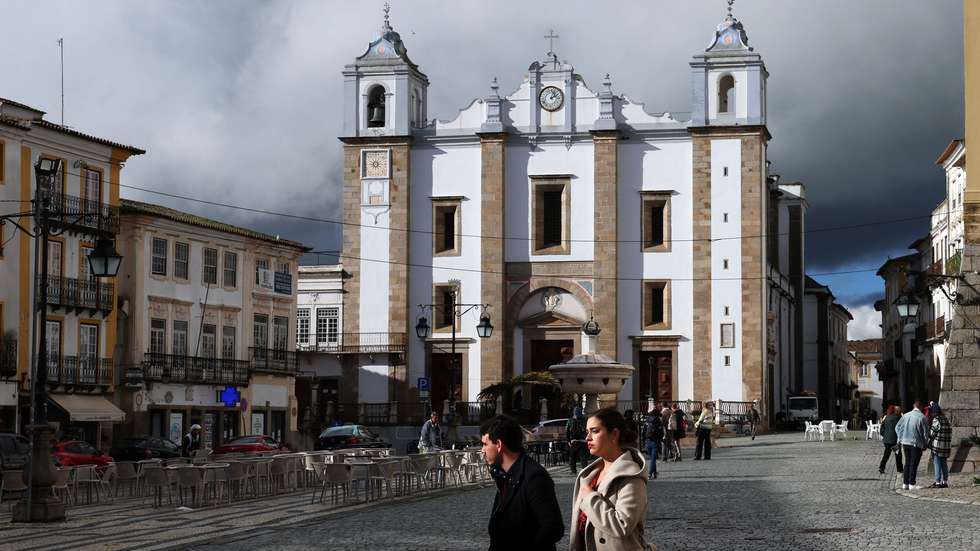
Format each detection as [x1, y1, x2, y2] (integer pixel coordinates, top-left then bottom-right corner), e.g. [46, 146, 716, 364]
[249, 347, 299, 374]
[296, 332, 407, 354]
[45, 355, 112, 387]
[0, 340, 16, 378]
[143, 353, 250, 386]
[37, 189, 119, 236]
[39, 275, 114, 314]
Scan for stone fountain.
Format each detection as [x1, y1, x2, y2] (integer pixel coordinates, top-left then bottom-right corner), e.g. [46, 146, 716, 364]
[549, 315, 634, 414]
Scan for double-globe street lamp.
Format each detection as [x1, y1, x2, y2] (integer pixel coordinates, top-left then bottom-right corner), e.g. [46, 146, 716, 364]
[414, 278, 492, 419]
[4, 158, 123, 522]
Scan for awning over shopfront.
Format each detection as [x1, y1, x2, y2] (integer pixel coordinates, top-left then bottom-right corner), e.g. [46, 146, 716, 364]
[50, 394, 126, 423]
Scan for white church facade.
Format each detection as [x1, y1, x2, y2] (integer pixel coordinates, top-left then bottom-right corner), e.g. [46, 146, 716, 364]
[337, 7, 806, 424]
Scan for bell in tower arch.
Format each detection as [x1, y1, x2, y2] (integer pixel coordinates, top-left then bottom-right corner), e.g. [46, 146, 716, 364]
[367, 86, 386, 128]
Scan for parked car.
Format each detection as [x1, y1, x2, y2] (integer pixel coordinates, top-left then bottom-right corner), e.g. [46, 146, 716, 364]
[212, 435, 286, 455]
[529, 418, 569, 441]
[109, 436, 182, 461]
[50, 440, 114, 468]
[316, 425, 391, 451]
[0, 432, 30, 471]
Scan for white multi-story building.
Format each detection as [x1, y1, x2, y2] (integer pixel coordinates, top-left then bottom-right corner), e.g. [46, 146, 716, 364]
[116, 199, 308, 447]
[337, 6, 812, 424]
[930, 139, 966, 385]
[0, 96, 142, 446]
[802, 277, 853, 421]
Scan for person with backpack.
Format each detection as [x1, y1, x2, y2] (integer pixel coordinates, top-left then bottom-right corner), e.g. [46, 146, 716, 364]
[643, 405, 665, 479]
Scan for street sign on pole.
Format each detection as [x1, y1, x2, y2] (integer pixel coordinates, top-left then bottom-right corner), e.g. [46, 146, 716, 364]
[418, 377, 430, 391]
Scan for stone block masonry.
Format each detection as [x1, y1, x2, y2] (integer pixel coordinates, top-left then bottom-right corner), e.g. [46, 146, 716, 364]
[592, 131, 619, 360]
[480, 133, 507, 389]
[691, 135, 712, 401]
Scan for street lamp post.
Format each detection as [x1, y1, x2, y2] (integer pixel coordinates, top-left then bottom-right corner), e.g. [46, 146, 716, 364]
[414, 280, 492, 421]
[6, 158, 123, 523]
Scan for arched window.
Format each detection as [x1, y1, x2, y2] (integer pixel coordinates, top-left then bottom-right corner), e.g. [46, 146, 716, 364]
[718, 75, 735, 114]
[367, 85, 386, 128]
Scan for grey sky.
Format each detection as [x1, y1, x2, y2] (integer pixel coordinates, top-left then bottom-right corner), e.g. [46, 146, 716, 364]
[0, 0, 964, 335]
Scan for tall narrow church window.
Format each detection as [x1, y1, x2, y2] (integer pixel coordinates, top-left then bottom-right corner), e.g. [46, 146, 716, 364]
[643, 281, 671, 330]
[367, 85, 386, 128]
[532, 178, 570, 254]
[641, 192, 671, 252]
[432, 200, 461, 256]
[433, 283, 459, 332]
[718, 75, 735, 114]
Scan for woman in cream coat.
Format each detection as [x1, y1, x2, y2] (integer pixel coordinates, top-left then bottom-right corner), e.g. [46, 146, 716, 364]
[570, 408, 654, 551]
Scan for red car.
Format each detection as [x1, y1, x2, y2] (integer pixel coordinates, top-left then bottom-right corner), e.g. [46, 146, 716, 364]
[212, 435, 286, 455]
[51, 440, 114, 468]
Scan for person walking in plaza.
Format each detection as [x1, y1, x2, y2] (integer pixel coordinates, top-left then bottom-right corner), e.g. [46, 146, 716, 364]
[895, 400, 930, 490]
[419, 412, 442, 453]
[878, 405, 904, 474]
[661, 402, 675, 462]
[642, 405, 664, 479]
[571, 407, 651, 551]
[694, 401, 715, 460]
[567, 405, 590, 475]
[671, 403, 686, 461]
[181, 424, 201, 457]
[747, 403, 761, 440]
[928, 404, 952, 488]
[481, 414, 564, 551]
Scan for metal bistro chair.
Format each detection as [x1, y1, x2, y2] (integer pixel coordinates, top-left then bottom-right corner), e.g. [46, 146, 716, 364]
[173, 466, 205, 507]
[0, 470, 28, 510]
[73, 465, 103, 504]
[315, 463, 353, 505]
[114, 461, 140, 497]
[441, 453, 465, 487]
[202, 463, 230, 505]
[270, 457, 293, 496]
[52, 467, 74, 505]
[141, 466, 172, 508]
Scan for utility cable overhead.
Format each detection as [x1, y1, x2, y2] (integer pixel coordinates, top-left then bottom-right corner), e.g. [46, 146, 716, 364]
[44, 168, 951, 246]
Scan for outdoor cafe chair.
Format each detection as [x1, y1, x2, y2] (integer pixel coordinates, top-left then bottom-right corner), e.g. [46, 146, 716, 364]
[52, 467, 73, 505]
[202, 463, 230, 504]
[74, 465, 103, 504]
[408, 454, 437, 491]
[141, 466, 172, 508]
[99, 463, 117, 502]
[315, 463, 353, 505]
[223, 461, 248, 500]
[247, 459, 273, 497]
[865, 421, 882, 440]
[818, 420, 836, 441]
[0, 470, 27, 510]
[802, 421, 820, 441]
[173, 466, 205, 507]
[270, 457, 292, 496]
[441, 453, 465, 487]
[114, 461, 140, 497]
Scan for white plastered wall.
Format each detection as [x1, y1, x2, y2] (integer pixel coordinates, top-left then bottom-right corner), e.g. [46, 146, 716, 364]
[710, 139, 743, 400]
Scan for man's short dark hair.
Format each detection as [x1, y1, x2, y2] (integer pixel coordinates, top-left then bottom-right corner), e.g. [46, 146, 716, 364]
[480, 415, 524, 453]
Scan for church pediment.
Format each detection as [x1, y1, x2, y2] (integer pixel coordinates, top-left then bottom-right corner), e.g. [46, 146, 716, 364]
[518, 310, 584, 328]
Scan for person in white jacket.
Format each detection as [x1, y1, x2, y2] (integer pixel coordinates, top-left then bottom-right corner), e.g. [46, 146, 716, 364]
[570, 408, 653, 551]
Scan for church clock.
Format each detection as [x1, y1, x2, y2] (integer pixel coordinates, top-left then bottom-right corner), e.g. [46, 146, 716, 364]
[538, 86, 564, 112]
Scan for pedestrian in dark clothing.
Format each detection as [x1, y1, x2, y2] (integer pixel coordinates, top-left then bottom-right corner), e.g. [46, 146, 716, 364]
[672, 405, 686, 461]
[878, 405, 904, 474]
[566, 408, 590, 474]
[481, 415, 564, 551]
[694, 402, 715, 460]
[747, 404, 761, 440]
[642, 407, 664, 479]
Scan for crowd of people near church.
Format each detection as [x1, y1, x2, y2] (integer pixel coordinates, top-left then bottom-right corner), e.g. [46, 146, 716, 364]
[877, 399, 952, 490]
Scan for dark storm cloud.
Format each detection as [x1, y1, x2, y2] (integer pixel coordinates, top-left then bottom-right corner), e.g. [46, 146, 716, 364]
[0, 0, 963, 274]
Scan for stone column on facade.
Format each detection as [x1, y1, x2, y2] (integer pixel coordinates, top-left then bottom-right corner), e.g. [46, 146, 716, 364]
[388, 142, 412, 402]
[691, 134, 713, 401]
[740, 133, 766, 412]
[941, 239, 980, 473]
[592, 131, 619, 360]
[341, 143, 363, 405]
[479, 133, 507, 392]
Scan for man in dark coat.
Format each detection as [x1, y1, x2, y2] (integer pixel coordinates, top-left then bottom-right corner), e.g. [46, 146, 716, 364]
[481, 415, 564, 551]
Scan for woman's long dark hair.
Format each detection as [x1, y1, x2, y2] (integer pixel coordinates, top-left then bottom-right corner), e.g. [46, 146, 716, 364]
[589, 407, 638, 447]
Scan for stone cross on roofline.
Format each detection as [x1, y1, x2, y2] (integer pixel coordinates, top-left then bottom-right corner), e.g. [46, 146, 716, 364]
[544, 29, 560, 68]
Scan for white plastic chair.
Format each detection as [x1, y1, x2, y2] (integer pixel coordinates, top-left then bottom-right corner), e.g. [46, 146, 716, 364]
[835, 421, 849, 440]
[803, 421, 821, 441]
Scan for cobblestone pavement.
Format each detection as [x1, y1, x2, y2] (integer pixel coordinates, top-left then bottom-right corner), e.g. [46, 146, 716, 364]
[3, 434, 978, 550]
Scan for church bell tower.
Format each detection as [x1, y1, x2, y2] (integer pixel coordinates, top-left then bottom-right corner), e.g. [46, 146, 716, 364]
[689, 1, 768, 127]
